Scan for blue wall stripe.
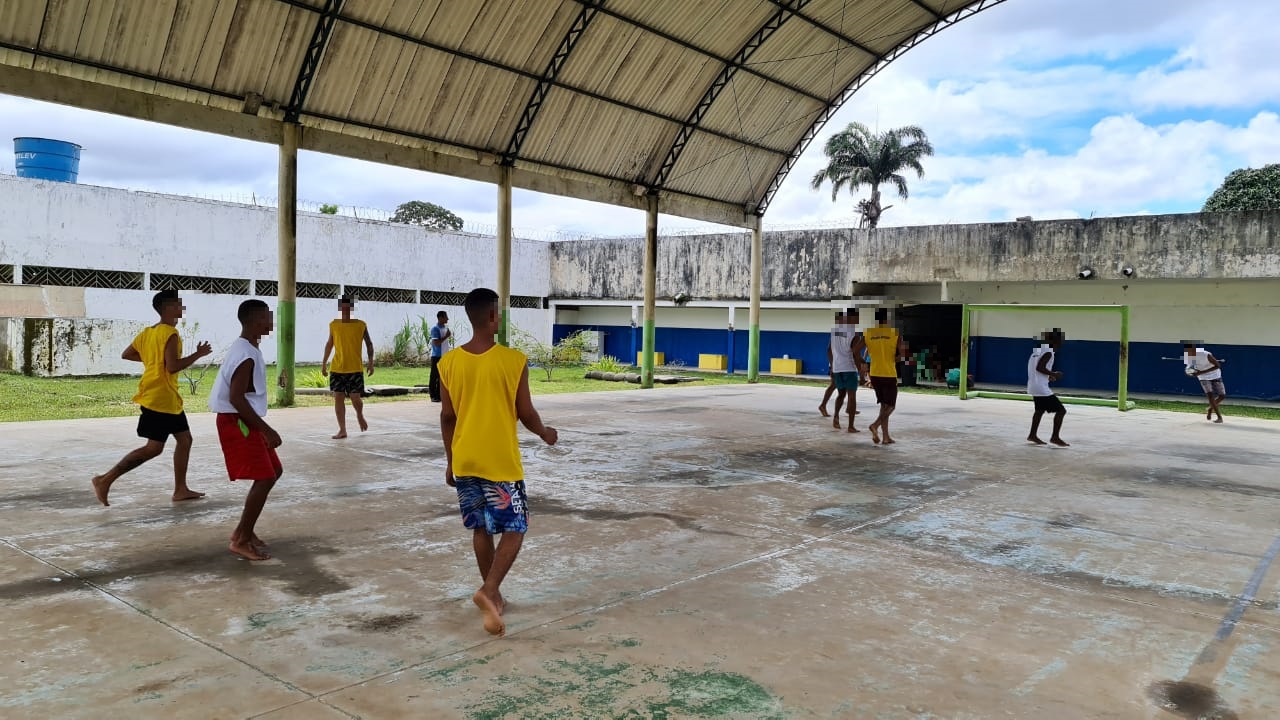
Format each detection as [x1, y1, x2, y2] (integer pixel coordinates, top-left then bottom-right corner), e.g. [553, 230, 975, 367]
[555, 325, 1280, 400]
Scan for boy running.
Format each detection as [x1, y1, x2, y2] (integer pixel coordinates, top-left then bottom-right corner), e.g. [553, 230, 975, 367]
[1028, 330, 1069, 446]
[92, 290, 212, 506]
[321, 295, 374, 439]
[827, 309, 867, 432]
[210, 300, 283, 561]
[864, 308, 906, 445]
[1183, 342, 1226, 423]
[440, 288, 558, 637]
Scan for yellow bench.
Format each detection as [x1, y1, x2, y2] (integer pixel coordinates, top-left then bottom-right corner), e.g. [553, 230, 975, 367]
[698, 354, 728, 371]
[770, 358, 802, 375]
[637, 351, 665, 366]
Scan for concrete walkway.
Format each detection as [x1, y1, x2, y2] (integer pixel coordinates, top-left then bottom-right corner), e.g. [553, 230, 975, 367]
[2, 385, 1278, 719]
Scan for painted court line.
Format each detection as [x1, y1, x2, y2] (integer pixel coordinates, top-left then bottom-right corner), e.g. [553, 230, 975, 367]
[1193, 532, 1280, 669]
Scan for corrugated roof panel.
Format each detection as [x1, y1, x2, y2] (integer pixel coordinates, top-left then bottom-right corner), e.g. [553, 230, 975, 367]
[521, 91, 673, 181]
[182, 0, 238, 88]
[697, 73, 823, 152]
[96, 0, 177, 74]
[33, 0, 89, 56]
[439, 64, 530, 151]
[744, 16, 875, 98]
[0, 0, 48, 47]
[559, 17, 721, 120]
[609, 0, 776, 59]
[811, 0, 930, 56]
[665, 133, 779, 205]
[305, 19, 387, 119]
[210, 0, 308, 102]
[460, 0, 577, 74]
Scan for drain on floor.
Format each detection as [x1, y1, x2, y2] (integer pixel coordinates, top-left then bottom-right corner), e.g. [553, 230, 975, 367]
[1147, 680, 1238, 719]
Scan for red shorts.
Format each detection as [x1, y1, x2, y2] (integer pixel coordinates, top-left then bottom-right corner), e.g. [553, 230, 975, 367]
[216, 413, 282, 481]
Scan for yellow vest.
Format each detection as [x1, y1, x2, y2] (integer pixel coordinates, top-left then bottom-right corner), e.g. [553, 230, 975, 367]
[439, 345, 528, 482]
[864, 327, 899, 378]
[132, 324, 183, 414]
[329, 319, 367, 374]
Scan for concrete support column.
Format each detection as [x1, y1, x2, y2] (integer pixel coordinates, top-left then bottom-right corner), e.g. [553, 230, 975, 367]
[13, 264, 21, 285]
[497, 165, 512, 346]
[641, 194, 658, 389]
[275, 122, 299, 407]
[727, 305, 736, 375]
[747, 215, 763, 383]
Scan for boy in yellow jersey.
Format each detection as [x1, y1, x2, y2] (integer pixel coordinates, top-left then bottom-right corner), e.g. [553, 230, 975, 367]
[864, 308, 908, 445]
[92, 290, 212, 506]
[440, 288, 558, 637]
[321, 295, 374, 439]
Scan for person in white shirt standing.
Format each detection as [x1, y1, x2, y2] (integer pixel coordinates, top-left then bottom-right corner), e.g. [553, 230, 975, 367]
[1027, 329, 1069, 447]
[211, 299, 283, 561]
[826, 309, 868, 433]
[1183, 342, 1226, 423]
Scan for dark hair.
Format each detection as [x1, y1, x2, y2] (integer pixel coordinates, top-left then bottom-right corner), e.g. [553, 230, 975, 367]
[339, 294, 354, 306]
[846, 307, 859, 318]
[875, 308, 888, 323]
[464, 287, 499, 325]
[152, 289, 180, 313]
[238, 299, 270, 324]
[437, 310, 448, 320]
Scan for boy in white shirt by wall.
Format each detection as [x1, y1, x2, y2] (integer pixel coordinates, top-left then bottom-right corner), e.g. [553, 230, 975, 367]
[1183, 341, 1226, 423]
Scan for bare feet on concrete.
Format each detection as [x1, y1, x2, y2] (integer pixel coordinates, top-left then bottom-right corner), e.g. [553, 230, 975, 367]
[1050, 437, 1070, 447]
[357, 414, 368, 432]
[92, 476, 111, 506]
[229, 539, 270, 561]
[1028, 436, 1047, 445]
[819, 405, 830, 417]
[172, 488, 206, 502]
[332, 431, 347, 440]
[869, 424, 881, 445]
[473, 590, 505, 636]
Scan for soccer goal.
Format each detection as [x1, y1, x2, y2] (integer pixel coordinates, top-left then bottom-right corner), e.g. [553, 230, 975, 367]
[959, 304, 1134, 412]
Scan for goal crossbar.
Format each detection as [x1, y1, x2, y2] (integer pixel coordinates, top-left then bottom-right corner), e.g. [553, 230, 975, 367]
[959, 303, 1132, 412]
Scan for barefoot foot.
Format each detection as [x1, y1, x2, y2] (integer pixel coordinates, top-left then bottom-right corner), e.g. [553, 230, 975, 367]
[847, 425, 859, 433]
[92, 476, 111, 507]
[358, 415, 368, 432]
[229, 540, 270, 561]
[869, 425, 881, 445]
[832, 417, 841, 429]
[172, 488, 206, 502]
[249, 534, 269, 552]
[882, 436, 896, 445]
[1050, 438, 1070, 447]
[1214, 418, 1224, 424]
[1028, 436, 1047, 445]
[332, 431, 347, 440]
[819, 405, 829, 417]
[473, 590, 505, 636]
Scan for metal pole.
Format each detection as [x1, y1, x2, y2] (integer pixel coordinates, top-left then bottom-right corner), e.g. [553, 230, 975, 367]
[497, 165, 512, 346]
[959, 304, 970, 400]
[1118, 305, 1130, 411]
[747, 215, 762, 383]
[641, 193, 658, 389]
[275, 123, 299, 407]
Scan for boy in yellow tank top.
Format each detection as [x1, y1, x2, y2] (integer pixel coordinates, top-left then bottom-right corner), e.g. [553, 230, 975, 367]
[864, 308, 907, 445]
[440, 288, 558, 637]
[92, 290, 212, 506]
[321, 295, 374, 439]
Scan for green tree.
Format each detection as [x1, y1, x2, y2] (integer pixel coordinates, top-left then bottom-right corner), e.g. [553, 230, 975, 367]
[511, 328, 591, 382]
[319, 203, 339, 215]
[391, 200, 465, 231]
[1203, 164, 1280, 212]
[810, 122, 933, 229]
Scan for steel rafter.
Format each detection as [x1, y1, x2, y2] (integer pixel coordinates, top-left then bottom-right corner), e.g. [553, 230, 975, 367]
[0, 39, 242, 101]
[762, 0, 880, 61]
[755, 0, 1010, 215]
[906, 0, 945, 22]
[268, 0, 787, 157]
[570, 0, 827, 106]
[504, 0, 604, 165]
[653, 0, 811, 191]
[284, 0, 344, 123]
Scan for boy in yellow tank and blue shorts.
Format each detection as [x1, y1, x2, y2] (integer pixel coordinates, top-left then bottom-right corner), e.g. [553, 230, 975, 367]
[321, 294, 374, 439]
[92, 290, 212, 506]
[440, 288, 558, 637]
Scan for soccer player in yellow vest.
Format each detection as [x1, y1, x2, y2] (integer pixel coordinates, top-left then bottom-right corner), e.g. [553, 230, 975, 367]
[92, 290, 212, 506]
[440, 288, 558, 637]
[321, 295, 374, 439]
[864, 308, 907, 445]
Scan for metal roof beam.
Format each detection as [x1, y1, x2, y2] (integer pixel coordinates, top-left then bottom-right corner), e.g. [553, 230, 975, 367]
[906, 0, 945, 22]
[283, 0, 344, 123]
[504, 0, 603, 165]
[763, 0, 882, 61]
[572, 0, 828, 106]
[268, 0, 788, 157]
[653, 0, 810, 190]
[756, 0, 1009, 215]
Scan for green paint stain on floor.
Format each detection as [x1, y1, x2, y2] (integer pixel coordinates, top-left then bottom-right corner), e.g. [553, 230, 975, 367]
[566, 618, 597, 631]
[616, 637, 642, 648]
[463, 653, 783, 720]
[246, 607, 306, 630]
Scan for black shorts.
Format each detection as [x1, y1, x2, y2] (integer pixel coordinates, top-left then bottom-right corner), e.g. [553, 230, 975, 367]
[137, 407, 190, 442]
[329, 372, 365, 395]
[870, 376, 898, 406]
[1033, 395, 1066, 413]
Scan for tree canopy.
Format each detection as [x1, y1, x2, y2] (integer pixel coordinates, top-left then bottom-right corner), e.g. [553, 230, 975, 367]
[810, 122, 933, 229]
[1202, 164, 1280, 212]
[391, 200, 465, 231]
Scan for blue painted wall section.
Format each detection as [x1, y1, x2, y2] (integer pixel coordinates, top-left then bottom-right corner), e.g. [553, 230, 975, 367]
[555, 324, 1279, 400]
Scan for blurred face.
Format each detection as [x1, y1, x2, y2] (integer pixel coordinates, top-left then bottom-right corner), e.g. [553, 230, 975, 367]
[339, 299, 353, 313]
[439, 313, 449, 325]
[257, 309, 275, 336]
[1184, 345, 1196, 357]
[162, 299, 185, 319]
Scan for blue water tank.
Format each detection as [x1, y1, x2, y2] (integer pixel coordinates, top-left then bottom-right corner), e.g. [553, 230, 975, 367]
[14, 137, 82, 183]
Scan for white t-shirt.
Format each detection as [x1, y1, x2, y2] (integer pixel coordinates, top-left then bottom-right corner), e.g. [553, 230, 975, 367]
[830, 327, 858, 374]
[1183, 349, 1222, 381]
[210, 338, 268, 416]
[1027, 345, 1054, 397]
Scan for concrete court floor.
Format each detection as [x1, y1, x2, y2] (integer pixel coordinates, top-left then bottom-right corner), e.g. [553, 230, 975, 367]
[2, 384, 1279, 720]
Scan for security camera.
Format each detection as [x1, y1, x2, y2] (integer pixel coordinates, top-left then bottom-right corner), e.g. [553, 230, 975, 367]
[1121, 266, 1136, 278]
[1078, 267, 1095, 279]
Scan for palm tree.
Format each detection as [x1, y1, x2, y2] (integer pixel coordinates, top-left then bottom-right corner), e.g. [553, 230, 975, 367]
[810, 122, 933, 229]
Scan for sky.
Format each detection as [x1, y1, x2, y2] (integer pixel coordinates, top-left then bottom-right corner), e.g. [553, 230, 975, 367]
[2, 0, 1278, 237]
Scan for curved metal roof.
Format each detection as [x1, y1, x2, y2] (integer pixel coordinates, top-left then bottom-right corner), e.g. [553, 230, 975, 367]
[0, 0, 1006, 227]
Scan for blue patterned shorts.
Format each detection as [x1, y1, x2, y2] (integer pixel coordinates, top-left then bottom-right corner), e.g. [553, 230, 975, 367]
[455, 477, 529, 535]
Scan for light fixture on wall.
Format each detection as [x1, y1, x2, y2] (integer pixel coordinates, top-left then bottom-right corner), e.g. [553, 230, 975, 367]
[673, 292, 691, 306]
[1121, 265, 1136, 278]
[1078, 267, 1096, 279]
